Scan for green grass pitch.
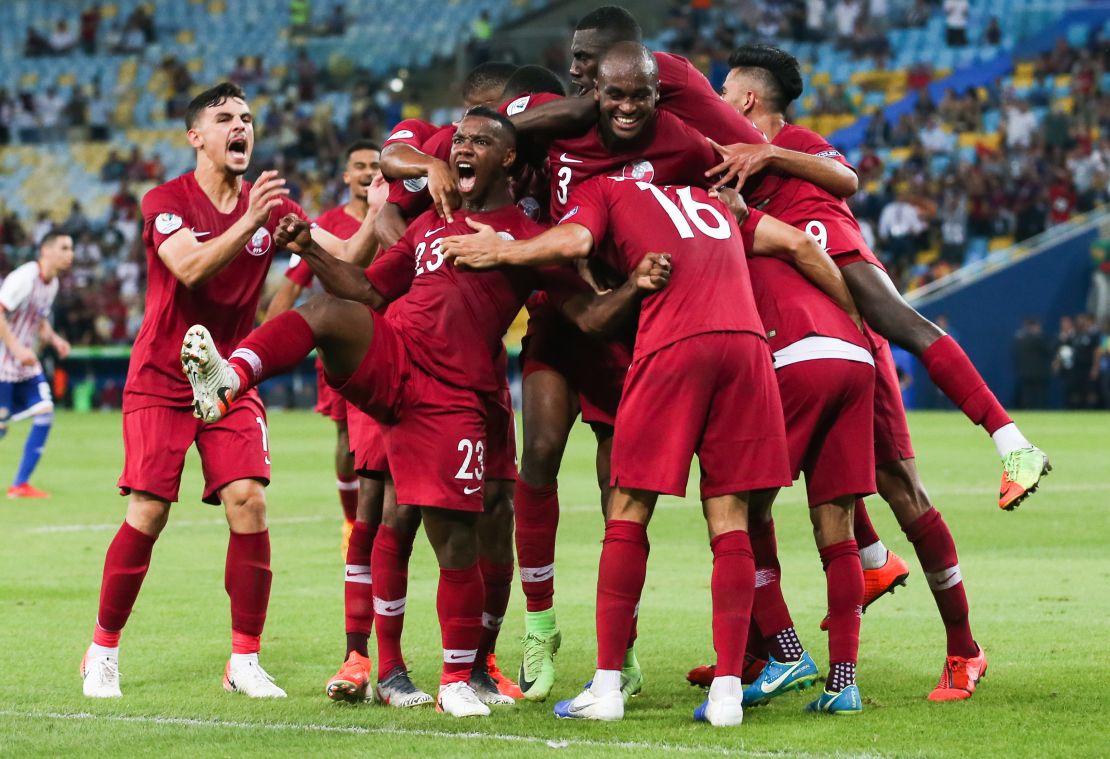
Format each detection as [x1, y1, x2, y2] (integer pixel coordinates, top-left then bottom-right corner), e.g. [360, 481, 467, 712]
[1, 410, 1106, 758]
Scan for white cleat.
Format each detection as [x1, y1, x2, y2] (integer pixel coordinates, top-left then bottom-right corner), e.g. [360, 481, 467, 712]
[223, 657, 287, 698]
[81, 649, 122, 698]
[470, 669, 516, 706]
[437, 681, 491, 717]
[181, 324, 239, 423]
[694, 693, 744, 727]
[553, 687, 625, 721]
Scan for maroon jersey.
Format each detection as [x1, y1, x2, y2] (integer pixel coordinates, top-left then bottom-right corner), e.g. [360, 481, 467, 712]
[505, 92, 720, 219]
[128, 172, 307, 408]
[744, 125, 870, 259]
[563, 177, 764, 361]
[655, 52, 766, 146]
[366, 205, 577, 392]
[285, 205, 363, 287]
[384, 123, 454, 219]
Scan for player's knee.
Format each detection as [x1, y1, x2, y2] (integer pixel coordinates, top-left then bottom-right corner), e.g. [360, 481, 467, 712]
[876, 462, 931, 526]
[222, 480, 268, 531]
[126, 493, 171, 536]
[520, 434, 564, 484]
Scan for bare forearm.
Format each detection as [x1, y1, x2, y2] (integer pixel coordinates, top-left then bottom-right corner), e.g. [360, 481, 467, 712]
[510, 96, 597, 137]
[298, 241, 385, 308]
[162, 216, 258, 287]
[560, 278, 640, 336]
[380, 143, 437, 180]
[494, 225, 593, 266]
[771, 147, 858, 198]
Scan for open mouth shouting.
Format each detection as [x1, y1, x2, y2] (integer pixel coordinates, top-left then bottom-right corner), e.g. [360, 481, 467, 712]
[227, 135, 249, 162]
[456, 161, 477, 194]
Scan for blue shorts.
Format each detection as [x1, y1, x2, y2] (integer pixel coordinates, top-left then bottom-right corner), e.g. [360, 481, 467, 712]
[0, 374, 54, 423]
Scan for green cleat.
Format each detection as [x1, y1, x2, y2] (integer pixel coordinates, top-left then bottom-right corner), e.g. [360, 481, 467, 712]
[519, 628, 561, 701]
[621, 646, 643, 698]
[999, 446, 1051, 510]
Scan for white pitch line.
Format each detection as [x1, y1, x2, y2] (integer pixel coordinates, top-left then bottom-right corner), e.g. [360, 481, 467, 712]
[24, 515, 330, 534]
[0, 710, 886, 758]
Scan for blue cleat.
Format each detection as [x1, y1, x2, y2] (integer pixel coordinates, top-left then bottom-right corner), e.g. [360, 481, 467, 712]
[742, 652, 820, 706]
[805, 684, 863, 715]
[553, 687, 623, 721]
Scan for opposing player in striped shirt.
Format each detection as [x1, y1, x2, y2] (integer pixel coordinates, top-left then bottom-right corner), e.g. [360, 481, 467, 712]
[0, 230, 73, 498]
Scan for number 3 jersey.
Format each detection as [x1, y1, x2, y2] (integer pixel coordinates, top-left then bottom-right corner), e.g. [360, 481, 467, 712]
[365, 205, 581, 393]
[562, 177, 765, 362]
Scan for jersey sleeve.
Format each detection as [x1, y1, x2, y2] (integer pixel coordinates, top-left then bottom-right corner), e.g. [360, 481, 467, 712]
[780, 126, 856, 171]
[0, 265, 34, 312]
[559, 177, 610, 248]
[141, 184, 195, 254]
[364, 229, 417, 301]
[284, 255, 314, 287]
[383, 119, 438, 151]
[739, 208, 764, 255]
[499, 91, 564, 117]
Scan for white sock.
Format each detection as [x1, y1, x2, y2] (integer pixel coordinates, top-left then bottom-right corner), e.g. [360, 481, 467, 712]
[709, 675, 742, 700]
[230, 652, 259, 667]
[590, 669, 621, 695]
[992, 423, 1031, 458]
[858, 540, 889, 570]
[88, 643, 119, 659]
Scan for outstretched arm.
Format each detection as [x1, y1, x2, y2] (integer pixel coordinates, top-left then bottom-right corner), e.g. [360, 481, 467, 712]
[509, 95, 598, 138]
[380, 143, 458, 221]
[707, 140, 858, 197]
[559, 253, 671, 336]
[441, 218, 594, 269]
[275, 215, 388, 309]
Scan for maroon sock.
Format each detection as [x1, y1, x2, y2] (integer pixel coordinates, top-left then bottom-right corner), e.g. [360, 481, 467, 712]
[227, 310, 316, 393]
[903, 508, 977, 657]
[438, 563, 484, 685]
[371, 523, 414, 680]
[820, 540, 863, 670]
[338, 474, 359, 523]
[476, 558, 514, 665]
[711, 530, 755, 678]
[853, 499, 882, 549]
[748, 518, 795, 658]
[226, 530, 272, 654]
[344, 520, 376, 657]
[93, 522, 157, 646]
[921, 335, 1012, 435]
[514, 480, 559, 613]
[596, 520, 649, 671]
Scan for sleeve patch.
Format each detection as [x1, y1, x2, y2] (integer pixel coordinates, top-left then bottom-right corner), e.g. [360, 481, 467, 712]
[154, 213, 183, 235]
[506, 95, 531, 116]
[558, 206, 579, 224]
[386, 129, 414, 142]
[815, 150, 842, 158]
[403, 177, 429, 192]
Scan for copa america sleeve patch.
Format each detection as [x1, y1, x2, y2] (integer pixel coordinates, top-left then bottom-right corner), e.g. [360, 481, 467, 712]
[154, 213, 183, 235]
[506, 95, 531, 116]
[815, 150, 842, 158]
[386, 129, 414, 143]
[558, 206, 579, 224]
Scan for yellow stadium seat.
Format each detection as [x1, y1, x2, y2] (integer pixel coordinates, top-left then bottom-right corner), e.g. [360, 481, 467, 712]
[889, 147, 912, 162]
[20, 72, 39, 87]
[1054, 74, 1072, 89]
[1012, 74, 1034, 89]
[58, 72, 76, 87]
[1015, 62, 1035, 78]
[811, 71, 831, 87]
[101, 3, 118, 19]
[851, 91, 863, 106]
[916, 247, 940, 265]
[1057, 96, 1074, 114]
[177, 29, 195, 45]
[989, 236, 1015, 251]
[802, 95, 815, 111]
[209, 0, 225, 13]
[186, 57, 203, 74]
[958, 132, 984, 147]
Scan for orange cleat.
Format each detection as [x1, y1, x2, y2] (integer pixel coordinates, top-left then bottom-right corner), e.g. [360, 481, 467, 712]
[928, 645, 987, 701]
[485, 653, 524, 699]
[7, 482, 49, 499]
[685, 654, 767, 688]
[341, 518, 355, 559]
[821, 549, 910, 631]
[326, 651, 372, 703]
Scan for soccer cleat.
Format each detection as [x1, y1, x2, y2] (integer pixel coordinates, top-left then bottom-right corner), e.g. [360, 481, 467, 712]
[470, 667, 516, 705]
[686, 655, 768, 689]
[518, 628, 561, 701]
[223, 657, 286, 698]
[7, 482, 49, 499]
[742, 652, 820, 706]
[374, 666, 434, 707]
[181, 324, 239, 423]
[326, 651, 372, 703]
[621, 647, 643, 698]
[81, 649, 122, 698]
[553, 687, 624, 721]
[693, 693, 744, 727]
[436, 681, 491, 717]
[928, 645, 987, 701]
[806, 684, 863, 715]
[485, 653, 524, 699]
[821, 549, 910, 631]
[999, 446, 1051, 510]
[341, 518, 355, 560]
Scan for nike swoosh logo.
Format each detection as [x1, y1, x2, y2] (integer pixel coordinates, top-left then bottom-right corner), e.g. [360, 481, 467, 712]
[193, 230, 211, 237]
[446, 654, 471, 662]
[216, 386, 232, 409]
[760, 664, 804, 694]
[531, 568, 554, 581]
[463, 485, 481, 495]
[559, 153, 583, 164]
[346, 570, 370, 578]
[425, 226, 446, 237]
[382, 604, 404, 614]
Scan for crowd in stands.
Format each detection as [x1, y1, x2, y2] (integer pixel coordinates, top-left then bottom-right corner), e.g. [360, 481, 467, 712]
[1012, 312, 1110, 410]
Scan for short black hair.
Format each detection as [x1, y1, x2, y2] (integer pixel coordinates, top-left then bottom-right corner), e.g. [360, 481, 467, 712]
[576, 5, 642, 43]
[40, 229, 70, 248]
[502, 65, 566, 99]
[185, 81, 247, 129]
[462, 62, 519, 101]
[728, 44, 803, 109]
[345, 139, 381, 158]
[461, 105, 517, 146]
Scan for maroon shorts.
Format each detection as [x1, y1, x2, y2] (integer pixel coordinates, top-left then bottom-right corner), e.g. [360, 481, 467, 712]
[314, 357, 347, 423]
[611, 332, 792, 499]
[870, 334, 915, 465]
[333, 310, 486, 511]
[777, 359, 877, 506]
[485, 381, 518, 482]
[520, 297, 627, 427]
[346, 401, 389, 477]
[118, 391, 271, 505]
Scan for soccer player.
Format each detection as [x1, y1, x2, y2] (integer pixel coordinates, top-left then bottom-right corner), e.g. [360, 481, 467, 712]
[720, 45, 1007, 699]
[81, 82, 371, 699]
[180, 108, 668, 717]
[445, 173, 794, 726]
[0, 230, 73, 498]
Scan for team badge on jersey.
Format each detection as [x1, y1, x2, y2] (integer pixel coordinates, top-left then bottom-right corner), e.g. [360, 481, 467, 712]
[154, 213, 183, 235]
[247, 227, 272, 256]
[517, 196, 541, 220]
[620, 160, 655, 183]
[404, 177, 429, 192]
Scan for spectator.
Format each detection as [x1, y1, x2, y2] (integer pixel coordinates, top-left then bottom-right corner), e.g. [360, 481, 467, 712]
[1094, 322, 1110, 407]
[25, 26, 50, 57]
[88, 84, 111, 141]
[943, 0, 969, 47]
[919, 116, 955, 154]
[1004, 99, 1039, 149]
[63, 202, 90, 237]
[80, 4, 101, 54]
[325, 3, 346, 36]
[805, 0, 826, 41]
[984, 16, 1002, 46]
[289, 0, 311, 35]
[36, 87, 67, 142]
[834, 0, 861, 48]
[938, 187, 969, 263]
[49, 20, 78, 55]
[1072, 313, 1102, 407]
[1012, 318, 1052, 408]
[879, 188, 928, 267]
[0, 89, 13, 145]
[1047, 169, 1078, 226]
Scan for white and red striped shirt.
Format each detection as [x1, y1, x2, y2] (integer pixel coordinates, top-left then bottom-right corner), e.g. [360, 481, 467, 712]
[0, 261, 59, 382]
